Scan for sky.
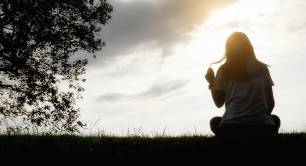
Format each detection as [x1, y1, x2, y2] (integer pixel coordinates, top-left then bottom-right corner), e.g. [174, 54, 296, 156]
[78, 0, 306, 136]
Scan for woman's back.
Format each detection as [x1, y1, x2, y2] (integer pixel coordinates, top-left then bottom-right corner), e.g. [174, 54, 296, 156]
[214, 62, 275, 125]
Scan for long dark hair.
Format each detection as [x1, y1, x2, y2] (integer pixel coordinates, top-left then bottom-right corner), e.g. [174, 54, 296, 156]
[212, 32, 267, 81]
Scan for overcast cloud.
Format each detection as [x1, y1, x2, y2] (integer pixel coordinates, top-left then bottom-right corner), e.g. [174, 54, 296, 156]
[90, 0, 235, 66]
[97, 78, 189, 103]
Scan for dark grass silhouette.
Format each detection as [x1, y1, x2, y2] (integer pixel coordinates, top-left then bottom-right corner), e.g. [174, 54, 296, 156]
[1, 133, 306, 163]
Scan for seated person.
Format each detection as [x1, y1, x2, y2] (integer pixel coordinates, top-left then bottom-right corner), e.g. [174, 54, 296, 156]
[205, 32, 280, 138]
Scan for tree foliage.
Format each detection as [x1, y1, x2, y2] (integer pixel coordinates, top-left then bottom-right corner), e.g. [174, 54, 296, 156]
[0, 0, 112, 133]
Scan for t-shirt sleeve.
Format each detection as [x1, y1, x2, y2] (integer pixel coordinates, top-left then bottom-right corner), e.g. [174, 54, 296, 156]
[213, 68, 226, 91]
[264, 67, 274, 86]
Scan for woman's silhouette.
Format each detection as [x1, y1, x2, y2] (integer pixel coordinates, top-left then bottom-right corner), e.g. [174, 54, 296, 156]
[205, 32, 280, 138]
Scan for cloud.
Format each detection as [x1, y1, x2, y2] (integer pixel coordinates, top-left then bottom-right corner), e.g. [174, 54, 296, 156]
[97, 93, 128, 102]
[97, 78, 189, 103]
[89, 0, 235, 66]
[139, 79, 188, 98]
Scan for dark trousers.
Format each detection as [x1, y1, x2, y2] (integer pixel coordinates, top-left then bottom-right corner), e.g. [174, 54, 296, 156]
[210, 115, 281, 138]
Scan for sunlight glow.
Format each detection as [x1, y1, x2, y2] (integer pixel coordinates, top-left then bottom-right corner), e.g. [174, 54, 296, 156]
[183, 0, 278, 71]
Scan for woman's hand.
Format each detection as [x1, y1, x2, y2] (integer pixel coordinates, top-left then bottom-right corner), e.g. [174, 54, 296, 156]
[205, 67, 215, 86]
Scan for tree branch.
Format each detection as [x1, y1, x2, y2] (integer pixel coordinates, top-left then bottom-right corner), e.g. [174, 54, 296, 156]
[0, 82, 13, 88]
[0, 67, 18, 75]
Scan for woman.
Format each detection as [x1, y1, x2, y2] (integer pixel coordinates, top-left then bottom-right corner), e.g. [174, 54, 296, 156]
[205, 32, 280, 138]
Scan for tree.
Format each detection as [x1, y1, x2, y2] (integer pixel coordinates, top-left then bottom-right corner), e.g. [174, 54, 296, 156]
[0, 0, 112, 133]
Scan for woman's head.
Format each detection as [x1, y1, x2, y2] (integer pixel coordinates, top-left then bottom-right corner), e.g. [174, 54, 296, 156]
[216, 32, 266, 81]
[225, 32, 256, 64]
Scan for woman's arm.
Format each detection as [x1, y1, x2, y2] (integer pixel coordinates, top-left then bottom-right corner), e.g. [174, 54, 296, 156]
[263, 66, 275, 114]
[205, 68, 226, 108]
[210, 88, 225, 108]
[266, 86, 275, 114]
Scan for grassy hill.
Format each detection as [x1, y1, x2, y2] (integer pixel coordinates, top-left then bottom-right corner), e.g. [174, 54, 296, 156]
[1, 133, 305, 163]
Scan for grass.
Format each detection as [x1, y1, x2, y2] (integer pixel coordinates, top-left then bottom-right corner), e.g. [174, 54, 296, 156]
[1, 133, 306, 163]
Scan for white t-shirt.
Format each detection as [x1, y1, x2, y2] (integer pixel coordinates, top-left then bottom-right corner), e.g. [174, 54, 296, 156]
[213, 65, 275, 125]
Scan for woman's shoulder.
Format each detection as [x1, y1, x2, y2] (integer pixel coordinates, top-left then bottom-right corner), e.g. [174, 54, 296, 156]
[259, 61, 271, 76]
[257, 61, 269, 70]
[217, 65, 226, 74]
[248, 60, 270, 76]
[215, 66, 226, 79]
